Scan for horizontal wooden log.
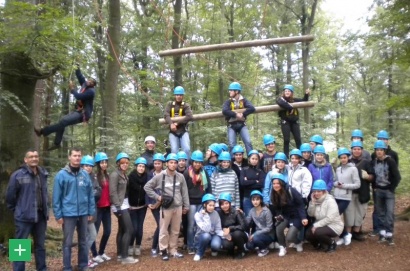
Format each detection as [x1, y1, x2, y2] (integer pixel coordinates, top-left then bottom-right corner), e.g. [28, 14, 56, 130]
[159, 35, 315, 57]
[159, 101, 315, 124]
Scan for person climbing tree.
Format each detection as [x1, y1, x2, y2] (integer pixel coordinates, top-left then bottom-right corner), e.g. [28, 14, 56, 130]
[276, 84, 310, 157]
[34, 66, 96, 151]
[222, 82, 255, 155]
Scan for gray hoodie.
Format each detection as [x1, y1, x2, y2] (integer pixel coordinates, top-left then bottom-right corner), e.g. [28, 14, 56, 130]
[246, 206, 273, 236]
[333, 163, 360, 201]
[194, 209, 224, 238]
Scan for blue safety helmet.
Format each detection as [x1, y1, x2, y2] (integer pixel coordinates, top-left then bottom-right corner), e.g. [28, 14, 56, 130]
[153, 153, 166, 162]
[95, 152, 108, 163]
[81, 155, 95, 166]
[350, 141, 363, 149]
[202, 193, 216, 203]
[250, 190, 263, 198]
[263, 134, 275, 145]
[351, 129, 363, 139]
[310, 134, 323, 145]
[218, 151, 231, 161]
[289, 149, 302, 158]
[312, 179, 327, 191]
[283, 84, 294, 92]
[228, 82, 242, 92]
[191, 150, 204, 162]
[313, 145, 326, 154]
[271, 173, 287, 184]
[209, 143, 222, 156]
[173, 86, 185, 95]
[134, 157, 147, 165]
[219, 143, 229, 152]
[337, 147, 351, 158]
[218, 192, 232, 203]
[374, 140, 387, 150]
[377, 130, 390, 140]
[248, 150, 259, 157]
[166, 153, 178, 162]
[274, 152, 287, 162]
[177, 151, 188, 160]
[300, 143, 311, 153]
[232, 145, 244, 154]
[116, 152, 130, 163]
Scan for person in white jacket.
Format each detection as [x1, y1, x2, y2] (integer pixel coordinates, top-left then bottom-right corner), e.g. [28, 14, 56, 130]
[193, 194, 225, 261]
[306, 180, 344, 253]
[333, 148, 360, 246]
[288, 149, 313, 202]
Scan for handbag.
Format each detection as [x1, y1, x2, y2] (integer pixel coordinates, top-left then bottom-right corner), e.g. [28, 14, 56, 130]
[161, 174, 176, 209]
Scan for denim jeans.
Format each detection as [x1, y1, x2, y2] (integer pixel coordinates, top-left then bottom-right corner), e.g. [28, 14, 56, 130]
[195, 233, 222, 257]
[151, 208, 160, 250]
[242, 197, 253, 217]
[62, 216, 88, 271]
[13, 212, 47, 271]
[41, 111, 83, 146]
[187, 204, 201, 250]
[129, 207, 148, 246]
[91, 206, 112, 257]
[227, 125, 253, 155]
[246, 232, 273, 250]
[169, 132, 191, 158]
[86, 223, 97, 251]
[375, 189, 395, 234]
[372, 189, 381, 232]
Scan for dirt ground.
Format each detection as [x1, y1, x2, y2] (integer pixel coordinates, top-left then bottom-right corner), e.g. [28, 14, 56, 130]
[2, 196, 410, 271]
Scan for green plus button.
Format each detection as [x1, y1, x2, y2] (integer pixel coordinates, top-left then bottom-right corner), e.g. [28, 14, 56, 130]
[9, 239, 31, 262]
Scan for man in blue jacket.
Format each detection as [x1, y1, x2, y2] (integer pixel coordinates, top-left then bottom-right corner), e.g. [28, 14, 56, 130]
[34, 66, 96, 151]
[6, 149, 49, 271]
[53, 147, 95, 271]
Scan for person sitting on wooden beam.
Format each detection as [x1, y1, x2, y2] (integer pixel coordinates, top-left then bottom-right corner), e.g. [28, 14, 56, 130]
[34, 65, 96, 151]
[222, 82, 255, 155]
[163, 86, 193, 158]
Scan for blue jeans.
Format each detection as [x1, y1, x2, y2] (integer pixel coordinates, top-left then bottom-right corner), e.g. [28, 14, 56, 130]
[187, 204, 201, 250]
[375, 189, 395, 234]
[227, 125, 253, 155]
[129, 207, 147, 246]
[41, 111, 83, 146]
[62, 216, 88, 271]
[91, 206, 112, 257]
[86, 223, 97, 251]
[242, 197, 253, 217]
[13, 212, 47, 271]
[195, 233, 222, 257]
[169, 132, 191, 158]
[246, 232, 273, 250]
[372, 189, 381, 232]
[336, 199, 351, 215]
[151, 208, 160, 250]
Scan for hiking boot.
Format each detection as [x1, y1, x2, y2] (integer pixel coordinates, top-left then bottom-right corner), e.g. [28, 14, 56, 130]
[386, 237, 395, 246]
[121, 256, 138, 264]
[258, 249, 269, 257]
[325, 240, 336, 253]
[352, 232, 366, 241]
[344, 233, 352, 246]
[161, 250, 169, 261]
[278, 246, 287, 257]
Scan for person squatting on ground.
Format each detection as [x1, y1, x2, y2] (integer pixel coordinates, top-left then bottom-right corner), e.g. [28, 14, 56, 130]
[34, 66, 96, 151]
[306, 180, 344, 253]
[276, 84, 310, 157]
[333, 148, 360, 246]
[217, 193, 249, 259]
[90, 152, 112, 263]
[163, 86, 193, 157]
[244, 190, 274, 257]
[52, 147, 95, 271]
[222, 82, 255, 154]
[127, 157, 149, 257]
[240, 150, 266, 216]
[144, 153, 190, 261]
[6, 149, 49, 271]
[193, 194, 225, 261]
[184, 150, 212, 255]
[109, 152, 138, 264]
[269, 173, 308, 256]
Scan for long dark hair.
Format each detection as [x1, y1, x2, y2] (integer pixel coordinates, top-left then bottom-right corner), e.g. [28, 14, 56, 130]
[270, 181, 289, 207]
[282, 92, 294, 102]
[96, 162, 109, 187]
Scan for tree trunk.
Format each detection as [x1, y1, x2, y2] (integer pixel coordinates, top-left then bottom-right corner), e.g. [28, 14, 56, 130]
[172, 0, 183, 87]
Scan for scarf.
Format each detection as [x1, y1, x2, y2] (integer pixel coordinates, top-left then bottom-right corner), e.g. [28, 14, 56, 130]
[188, 166, 208, 191]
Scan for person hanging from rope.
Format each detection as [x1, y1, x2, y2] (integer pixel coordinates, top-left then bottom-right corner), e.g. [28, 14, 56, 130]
[222, 82, 255, 155]
[163, 86, 193, 158]
[34, 65, 96, 151]
[276, 84, 310, 157]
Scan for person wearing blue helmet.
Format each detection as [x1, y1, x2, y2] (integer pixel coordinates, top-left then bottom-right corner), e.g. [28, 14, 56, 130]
[269, 173, 308, 256]
[244, 190, 273, 257]
[288, 149, 312, 202]
[306, 180, 344, 253]
[231, 145, 248, 210]
[276, 84, 310, 157]
[183, 150, 212, 255]
[177, 151, 188, 174]
[144, 153, 190, 261]
[127, 157, 149, 258]
[349, 141, 375, 241]
[371, 140, 401, 245]
[222, 82, 255, 155]
[263, 152, 289, 205]
[260, 134, 278, 173]
[333, 148, 360, 247]
[350, 129, 371, 161]
[204, 143, 222, 178]
[91, 152, 112, 263]
[164, 86, 193, 159]
[370, 130, 398, 166]
[210, 151, 241, 208]
[300, 143, 313, 168]
[240, 150, 266, 216]
[307, 145, 334, 193]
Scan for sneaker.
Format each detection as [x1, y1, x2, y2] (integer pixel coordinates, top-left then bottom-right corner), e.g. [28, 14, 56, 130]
[278, 246, 287, 257]
[101, 254, 111, 261]
[121, 256, 139, 264]
[151, 248, 158, 257]
[182, 244, 188, 250]
[128, 246, 134, 256]
[352, 232, 366, 241]
[235, 252, 245, 259]
[161, 250, 169, 261]
[378, 235, 387, 243]
[258, 249, 269, 257]
[92, 255, 104, 263]
[117, 255, 122, 262]
[344, 233, 352, 246]
[193, 254, 201, 261]
[386, 237, 395, 246]
[173, 251, 184, 258]
[336, 238, 345, 246]
[368, 230, 378, 237]
[288, 243, 295, 248]
[188, 248, 196, 255]
[88, 260, 98, 268]
[326, 240, 336, 253]
[295, 242, 303, 252]
[135, 246, 141, 256]
[211, 251, 218, 257]
[243, 244, 249, 252]
[268, 242, 275, 249]
[274, 242, 280, 249]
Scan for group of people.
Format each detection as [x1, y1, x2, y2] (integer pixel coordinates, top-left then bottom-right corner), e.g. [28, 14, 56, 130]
[6, 126, 401, 270]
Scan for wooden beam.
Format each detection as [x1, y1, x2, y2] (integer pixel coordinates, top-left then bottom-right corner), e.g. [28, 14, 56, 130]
[159, 35, 315, 57]
[159, 101, 315, 124]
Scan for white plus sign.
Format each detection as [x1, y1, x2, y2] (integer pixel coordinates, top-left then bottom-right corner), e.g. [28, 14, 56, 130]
[14, 244, 26, 256]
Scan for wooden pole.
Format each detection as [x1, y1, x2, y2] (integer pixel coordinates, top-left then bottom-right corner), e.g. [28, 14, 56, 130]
[159, 35, 315, 57]
[159, 101, 315, 124]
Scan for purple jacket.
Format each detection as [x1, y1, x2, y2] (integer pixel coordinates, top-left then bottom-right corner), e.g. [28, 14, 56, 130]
[308, 162, 334, 192]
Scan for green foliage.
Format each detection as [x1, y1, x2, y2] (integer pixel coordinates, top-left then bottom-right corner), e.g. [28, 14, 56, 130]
[0, 90, 30, 122]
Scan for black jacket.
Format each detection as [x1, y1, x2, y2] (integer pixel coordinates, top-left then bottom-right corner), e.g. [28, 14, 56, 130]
[350, 157, 375, 203]
[371, 145, 399, 166]
[217, 208, 247, 232]
[240, 165, 266, 197]
[128, 170, 148, 207]
[71, 69, 95, 121]
[141, 150, 155, 171]
[372, 156, 401, 192]
[184, 167, 212, 205]
[222, 96, 255, 122]
[276, 93, 309, 122]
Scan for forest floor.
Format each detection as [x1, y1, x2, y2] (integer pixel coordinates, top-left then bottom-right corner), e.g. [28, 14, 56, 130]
[1, 196, 410, 271]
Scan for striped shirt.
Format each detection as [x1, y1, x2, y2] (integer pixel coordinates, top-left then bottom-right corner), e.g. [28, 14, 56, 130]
[211, 169, 240, 207]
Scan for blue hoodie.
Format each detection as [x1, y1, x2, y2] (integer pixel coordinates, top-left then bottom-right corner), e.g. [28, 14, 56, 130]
[53, 165, 95, 220]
